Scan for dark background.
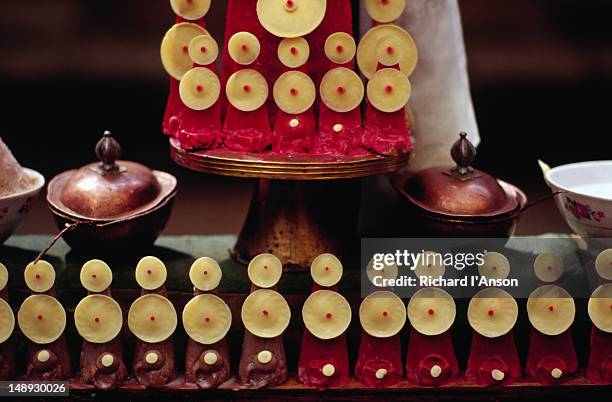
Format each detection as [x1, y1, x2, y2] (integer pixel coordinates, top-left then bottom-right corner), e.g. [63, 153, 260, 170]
[2, 0, 610, 236]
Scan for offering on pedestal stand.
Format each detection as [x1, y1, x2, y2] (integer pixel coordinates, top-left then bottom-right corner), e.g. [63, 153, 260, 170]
[74, 260, 127, 389]
[466, 287, 521, 386]
[223, 29, 273, 152]
[525, 252, 577, 384]
[316, 35, 364, 154]
[161, 4, 210, 138]
[0, 263, 15, 380]
[239, 254, 291, 388]
[17, 261, 71, 380]
[128, 257, 178, 388]
[357, 20, 417, 155]
[299, 254, 351, 388]
[355, 291, 406, 387]
[406, 287, 459, 385]
[272, 33, 318, 153]
[183, 257, 232, 388]
[587, 251, 612, 384]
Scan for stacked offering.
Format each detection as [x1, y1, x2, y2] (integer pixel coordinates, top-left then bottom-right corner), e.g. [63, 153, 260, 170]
[161, 0, 417, 156]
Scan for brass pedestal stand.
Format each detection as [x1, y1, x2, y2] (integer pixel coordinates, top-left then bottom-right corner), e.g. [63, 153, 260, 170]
[170, 138, 409, 270]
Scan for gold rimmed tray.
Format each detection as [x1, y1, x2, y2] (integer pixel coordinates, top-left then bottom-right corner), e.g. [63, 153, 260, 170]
[170, 138, 410, 180]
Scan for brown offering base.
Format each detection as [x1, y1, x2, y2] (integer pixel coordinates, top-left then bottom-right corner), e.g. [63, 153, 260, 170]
[170, 138, 410, 269]
[80, 339, 127, 390]
[133, 338, 176, 388]
[184, 338, 231, 389]
[26, 336, 72, 381]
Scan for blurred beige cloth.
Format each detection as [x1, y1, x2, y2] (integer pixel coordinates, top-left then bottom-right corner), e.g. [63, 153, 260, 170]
[360, 0, 480, 171]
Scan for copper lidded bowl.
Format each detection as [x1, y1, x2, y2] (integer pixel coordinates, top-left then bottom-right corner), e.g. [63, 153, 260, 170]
[393, 133, 527, 237]
[47, 131, 177, 252]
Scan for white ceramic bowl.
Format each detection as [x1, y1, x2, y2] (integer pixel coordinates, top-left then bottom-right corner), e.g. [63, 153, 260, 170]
[544, 161, 612, 237]
[0, 168, 45, 244]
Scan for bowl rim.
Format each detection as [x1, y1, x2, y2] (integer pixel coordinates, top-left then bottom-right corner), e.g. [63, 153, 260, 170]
[545, 160, 612, 203]
[0, 167, 45, 202]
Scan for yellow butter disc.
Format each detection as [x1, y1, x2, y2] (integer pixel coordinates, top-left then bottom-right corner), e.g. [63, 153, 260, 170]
[357, 24, 418, 79]
[179, 67, 221, 110]
[256, 0, 327, 39]
[366, 257, 398, 285]
[170, 0, 211, 20]
[248, 253, 283, 289]
[161, 22, 208, 80]
[595, 249, 612, 280]
[588, 284, 612, 333]
[359, 291, 406, 338]
[320, 67, 364, 113]
[310, 253, 343, 287]
[527, 285, 575, 336]
[0, 262, 8, 291]
[18, 294, 66, 344]
[534, 251, 564, 283]
[80, 259, 113, 293]
[375, 35, 404, 67]
[24, 260, 55, 293]
[365, 0, 406, 23]
[413, 251, 445, 281]
[74, 295, 123, 343]
[302, 290, 351, 340]
[135, 256, 167, 290]
[226, 69, 269, 112]
[273, 70, 316, 114]
[189, 257, 222, 291]
[407, 287, 456, 336]
[324, 32, 356, 65]
[478, 252, 510, 280]
[182, 294, 232, 345]
[367, 68, 411, 113]
[241, 289, 291, 338]
[277, 37, 310, 68]
[228, 32, 261, 66]
[0, 299, 15, 344]
[188, 34, 219, 66]
[128, 294, 177, 343]
[468, 288, 518, 338]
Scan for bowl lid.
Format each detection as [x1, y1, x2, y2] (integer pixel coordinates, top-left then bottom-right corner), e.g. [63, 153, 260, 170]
[47, 131, 176, 221]
[399, 133, 520, 217]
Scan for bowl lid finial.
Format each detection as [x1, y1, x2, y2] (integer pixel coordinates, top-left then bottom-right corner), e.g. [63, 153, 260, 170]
[450, 132, 477, 178]
[95, 130, 123, 175]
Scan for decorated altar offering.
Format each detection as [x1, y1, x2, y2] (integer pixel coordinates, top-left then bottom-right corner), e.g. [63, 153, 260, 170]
[183, 257, 232, 388]
[466, 287, 521, 386]
[17, 260, 71, 380]
[46, 131, 177, 252]
[74, 259, 127, 389]
[406, 287, 459, 385]
[239, 254, 290, 388]
[162, 0, 417, 156]
[0, 263, 15, 380]
[299, 253, 351, 388]
[128, 257, 178, 388]
[355, 291, 406, 387]
[595, 248, 612, 281]
[587, 283, 612, 383]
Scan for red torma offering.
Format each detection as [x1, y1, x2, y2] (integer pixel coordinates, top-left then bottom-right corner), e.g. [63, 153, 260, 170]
[587, 284, 612, 384]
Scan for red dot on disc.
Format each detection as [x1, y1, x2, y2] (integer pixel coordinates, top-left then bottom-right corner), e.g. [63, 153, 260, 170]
[37, 315, 43, 320]
[243, 84, 251, 92]
[290, 88, 298, 96]
[196, 85, 204, 92]
[428, 308, 435, 316]
[325, 266, 330, 271]
[382, 0, 390, 5]
[286, 0, 294, 7]
[326, 312, 332, 319]
[386, 46, 394, 54]
[241, 44, 248, 51]
[383, 311, 388, 317]
[488, 309, 494, 316]
[385, 85, 393, 93]
[182, 45, 189, 54]
[94, 317, 100, 323]
[205, 316, 210, 322]
[200, 46, 207, 53]
[35, 274, 40, 279]
[290, 47, 297, 55]
[262, 309, 269, 316]
[150, 316, 156, 321]
[203, 270, 208, 275]
[92, 274, 97, 278]
[336, 45, 343, 53]
[492, 266, 497, 271]
[336, 86, 346, 94]
[147, 269, 152, 274]
[264, 265, 268, 270]
[548, 305, 554, 312]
